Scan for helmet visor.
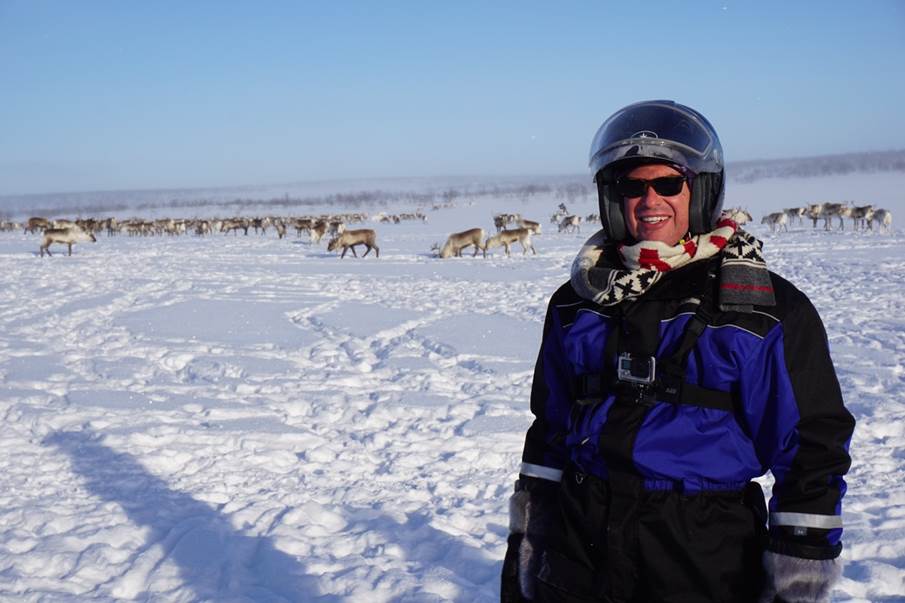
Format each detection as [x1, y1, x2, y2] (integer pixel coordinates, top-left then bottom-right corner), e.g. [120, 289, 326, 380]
[589, 102, 717, 177]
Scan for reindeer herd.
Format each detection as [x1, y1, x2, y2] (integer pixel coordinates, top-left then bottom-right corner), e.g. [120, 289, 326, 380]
[759, 202, 894, 233]
[2, 199, 895, 259]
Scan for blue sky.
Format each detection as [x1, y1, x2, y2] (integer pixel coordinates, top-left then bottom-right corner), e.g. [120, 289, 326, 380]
[2, 1, 904, 195]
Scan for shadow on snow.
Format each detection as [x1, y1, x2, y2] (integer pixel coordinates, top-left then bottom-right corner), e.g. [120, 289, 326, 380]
[43, 429, 332, 602]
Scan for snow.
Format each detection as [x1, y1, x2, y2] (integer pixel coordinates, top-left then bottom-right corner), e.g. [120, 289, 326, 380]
[1, 178, 904, 601]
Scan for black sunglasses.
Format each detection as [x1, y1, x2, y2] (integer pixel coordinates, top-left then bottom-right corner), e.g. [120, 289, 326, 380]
[614, 176, 687, 198]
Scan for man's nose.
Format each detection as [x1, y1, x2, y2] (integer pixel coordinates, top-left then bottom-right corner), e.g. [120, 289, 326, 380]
[640, 185, 663, 204]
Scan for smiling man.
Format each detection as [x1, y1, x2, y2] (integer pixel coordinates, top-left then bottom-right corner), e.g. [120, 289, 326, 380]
[618, 163, 690, 245]
[501, 101, 855, 603]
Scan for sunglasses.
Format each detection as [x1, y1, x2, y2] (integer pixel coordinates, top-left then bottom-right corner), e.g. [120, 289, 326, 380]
[614, 176, 687, 198]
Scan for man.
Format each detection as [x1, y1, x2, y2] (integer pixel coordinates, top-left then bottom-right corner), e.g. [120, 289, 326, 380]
[502, 100, 854, 603]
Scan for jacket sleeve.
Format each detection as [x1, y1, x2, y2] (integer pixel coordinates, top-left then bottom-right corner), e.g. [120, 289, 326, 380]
[519, 294, 575, 483]
[742, 291, 855, 560]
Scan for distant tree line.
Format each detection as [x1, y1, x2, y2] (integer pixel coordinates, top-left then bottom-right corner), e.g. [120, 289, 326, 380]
[728, 149, 905, 183]
[4, 149, 902, 219]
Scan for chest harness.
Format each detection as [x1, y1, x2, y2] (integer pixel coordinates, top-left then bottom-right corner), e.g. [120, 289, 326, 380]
[571, 279, 738, 413]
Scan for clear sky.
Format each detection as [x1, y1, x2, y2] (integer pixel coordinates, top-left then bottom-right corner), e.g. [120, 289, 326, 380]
[2, 0, 904, 195]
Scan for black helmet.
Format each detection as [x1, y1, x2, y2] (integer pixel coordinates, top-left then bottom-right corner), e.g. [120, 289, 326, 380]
[588, 100, 725, 241]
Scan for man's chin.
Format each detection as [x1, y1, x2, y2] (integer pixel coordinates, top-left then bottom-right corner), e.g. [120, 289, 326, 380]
[634, 223, 679, 244]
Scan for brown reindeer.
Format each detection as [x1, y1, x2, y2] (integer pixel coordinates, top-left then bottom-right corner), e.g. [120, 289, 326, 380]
[39, 227, 97, 257]
[327, 229, 379, 258]
[24, 217, 50, 234]
[484, 227, 536, 257]
[517, 218, 542, 234]
[438, 228, 485, 258]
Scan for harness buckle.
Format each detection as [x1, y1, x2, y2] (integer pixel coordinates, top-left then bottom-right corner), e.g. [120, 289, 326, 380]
[616, 353, 656, 385]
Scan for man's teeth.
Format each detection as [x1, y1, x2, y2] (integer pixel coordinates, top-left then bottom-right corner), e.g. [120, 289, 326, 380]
[640, 216, 668, 224]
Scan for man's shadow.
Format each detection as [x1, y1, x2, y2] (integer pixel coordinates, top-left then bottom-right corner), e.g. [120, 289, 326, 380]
[43, 430, 331, 602]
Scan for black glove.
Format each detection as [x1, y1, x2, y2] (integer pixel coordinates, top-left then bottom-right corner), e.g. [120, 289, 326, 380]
[501, 476, 559, 602]
[758, 550, 842, 603]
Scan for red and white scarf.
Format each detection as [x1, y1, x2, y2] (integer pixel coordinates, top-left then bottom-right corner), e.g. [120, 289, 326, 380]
[571, 217, 775, 310]
[617, 218, 737, 272]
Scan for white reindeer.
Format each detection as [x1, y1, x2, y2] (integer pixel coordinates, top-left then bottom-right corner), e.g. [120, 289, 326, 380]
[309, 220, 329, 244]
[437, 228, 485, 258]
[558, 214, 582, 233]
[39, 227, 97, 257]
[327, 229, 379, 258]
[723, 208, 753, 225]
[761, 212, 789, 233]
[483, 227, 536, 257]
[871, 209, 893, 233]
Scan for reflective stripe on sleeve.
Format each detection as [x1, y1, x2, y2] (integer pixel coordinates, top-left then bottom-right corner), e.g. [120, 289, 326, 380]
[520, 462, 563, 482]
[770, 512, 843, 530]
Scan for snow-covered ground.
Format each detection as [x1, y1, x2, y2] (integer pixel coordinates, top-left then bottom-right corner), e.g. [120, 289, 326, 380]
[0, 183, 903, 601]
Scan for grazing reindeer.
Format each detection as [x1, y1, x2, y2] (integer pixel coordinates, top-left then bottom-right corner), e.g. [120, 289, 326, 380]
[437, 228, 485, 258]
[39, 227, 97, 257]
[483, 227, 536, 257]
[517, 218, 542, 234]
[327, 229, 379, 258]
[220, 218, 249, 235]
[871, 209, 893, 233]
[761, 212, 789, 233]
[558, 214, 582, 233]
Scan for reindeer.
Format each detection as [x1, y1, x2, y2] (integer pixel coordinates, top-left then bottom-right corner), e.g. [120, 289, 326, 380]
[821, 202, 850, 230]
[517, 218, 542, 234]
[328, 220, 346, 237]
[724, 208, 753, 225]
[871, 209, 893, 233]
[783, 207, 806, 226]
[558, 214, 582, 233]
[24, 217, 51, 234]
[436, 228, 485, 258]
[850, 205, 874, 230]
[309, 220, 329, 244]
[220, 218, 249, 235]
[806, 203, 824, 228]
[483, 227, 536, 257]
[493, 213, 520, 232]
[761, 212, 789, 233]
[327, 229, 379, 258]
[39, 227, 97, 257]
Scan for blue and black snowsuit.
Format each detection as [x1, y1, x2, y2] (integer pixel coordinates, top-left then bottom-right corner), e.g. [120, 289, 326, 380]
[513, 256, 854, 602]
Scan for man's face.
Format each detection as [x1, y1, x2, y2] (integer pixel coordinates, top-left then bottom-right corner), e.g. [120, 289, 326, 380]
[621, 163, 691, 245]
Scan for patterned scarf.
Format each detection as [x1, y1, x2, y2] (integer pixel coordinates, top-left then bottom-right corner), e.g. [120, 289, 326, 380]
[570, 217, 776, 312]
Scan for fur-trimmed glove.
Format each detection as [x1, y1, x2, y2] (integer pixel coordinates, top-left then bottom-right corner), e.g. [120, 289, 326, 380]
[758, 550, 842, 603]
[501, 476, 559, 602]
